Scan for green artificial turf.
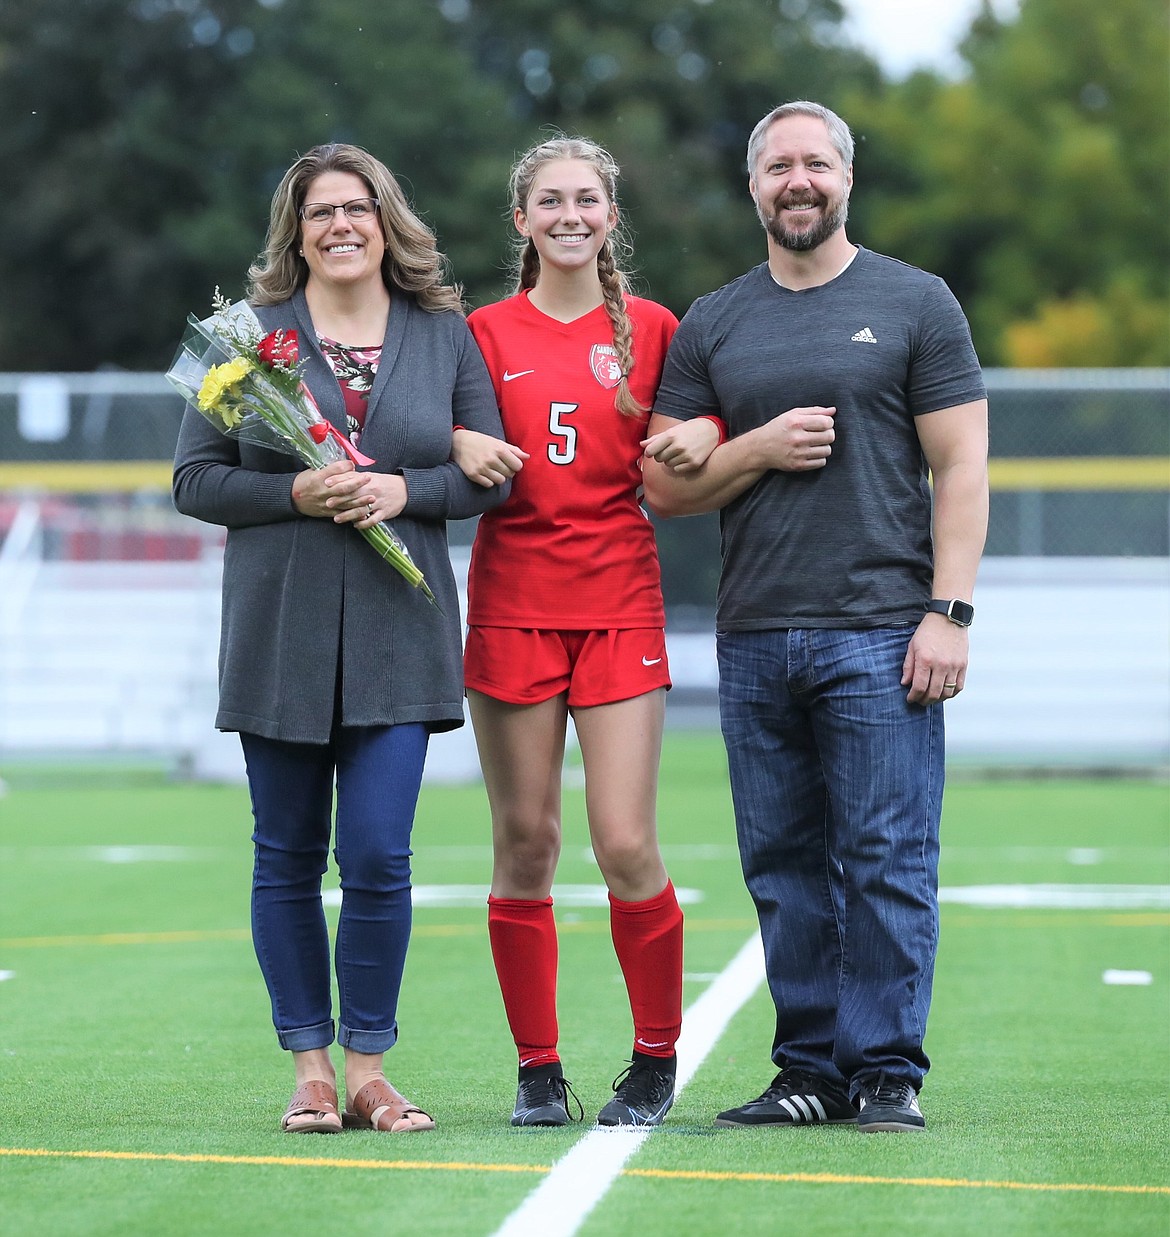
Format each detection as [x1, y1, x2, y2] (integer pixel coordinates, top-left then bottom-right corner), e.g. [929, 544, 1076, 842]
[0, 734, 1167, 1235]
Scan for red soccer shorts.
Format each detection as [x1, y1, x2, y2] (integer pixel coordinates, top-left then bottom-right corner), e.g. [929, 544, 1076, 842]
[464, 627, 671, 707]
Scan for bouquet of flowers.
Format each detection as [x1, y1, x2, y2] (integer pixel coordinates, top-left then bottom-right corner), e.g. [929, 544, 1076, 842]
[167, 291, 438, 608]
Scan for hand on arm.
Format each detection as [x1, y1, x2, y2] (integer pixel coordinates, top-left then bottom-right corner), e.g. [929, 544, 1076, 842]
[901, 398, 989, 705]
[451, 428, 529, 489]
[641, 416, 721, 474]
[641, 406, 836, 517]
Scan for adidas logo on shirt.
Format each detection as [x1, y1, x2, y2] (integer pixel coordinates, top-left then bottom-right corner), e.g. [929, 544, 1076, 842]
[851, 326, 878, 343]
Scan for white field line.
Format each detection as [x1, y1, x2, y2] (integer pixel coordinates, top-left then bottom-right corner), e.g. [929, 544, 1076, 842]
[342, 883, 1170, 912]
[322, 885, 704, 909]
[491, 932, 765, 1237]
[938, 884, 1170, 909]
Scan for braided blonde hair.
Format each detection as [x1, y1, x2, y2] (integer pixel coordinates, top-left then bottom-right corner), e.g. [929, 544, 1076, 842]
[509, 136, 644, 417]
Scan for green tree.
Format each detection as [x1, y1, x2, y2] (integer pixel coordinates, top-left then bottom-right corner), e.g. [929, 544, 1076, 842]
[846, 0, 1170, 365]
[0, 0, 882, 369]
[0, 0, 274, 369]
[221, 0, 523, 315]
[0, 0, 519, 370]
[442, 0, 881, 313]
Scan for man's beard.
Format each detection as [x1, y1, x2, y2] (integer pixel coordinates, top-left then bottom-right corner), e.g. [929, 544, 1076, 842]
[759, 192, 849, 252]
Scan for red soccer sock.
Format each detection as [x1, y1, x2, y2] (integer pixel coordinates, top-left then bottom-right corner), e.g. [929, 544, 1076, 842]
[609, 880, 684, 1059]
[487, 895, 560, 1069]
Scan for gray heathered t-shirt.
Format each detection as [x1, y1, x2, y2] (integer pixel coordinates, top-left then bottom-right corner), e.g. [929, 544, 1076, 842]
[654, 248, 986, 630]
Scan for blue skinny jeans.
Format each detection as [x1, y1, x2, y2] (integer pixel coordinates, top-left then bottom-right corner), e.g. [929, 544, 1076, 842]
[240, 723, 428, 1054]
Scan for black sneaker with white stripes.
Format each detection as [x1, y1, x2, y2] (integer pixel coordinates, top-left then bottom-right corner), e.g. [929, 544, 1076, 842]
[855, 1074, 926, 1132]
[597, 1051, 676, 1127]
[714, 1067, 856, 1127]
[511, 1062, 583, 1127]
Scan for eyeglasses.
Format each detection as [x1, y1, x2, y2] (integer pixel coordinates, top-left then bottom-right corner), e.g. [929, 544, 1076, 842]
[298, 198, 380, 225]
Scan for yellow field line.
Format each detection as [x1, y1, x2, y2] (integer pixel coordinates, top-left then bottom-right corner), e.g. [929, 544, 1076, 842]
[623, 1165, 1170, 1195]
[944, 913, 1170, 927]
[0, 919, 758, 949]
[0, 928, 252, 948]
[2, 1147, 1165, 1196]
[3, 913, 1162, 951]
[1, 458, 1167, 494]
[0, 1147, 543, 1175]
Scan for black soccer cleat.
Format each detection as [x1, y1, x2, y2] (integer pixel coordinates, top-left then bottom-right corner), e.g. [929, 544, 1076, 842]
[511, 1062, 583, 1127]
[597, 1051, 677, 1127]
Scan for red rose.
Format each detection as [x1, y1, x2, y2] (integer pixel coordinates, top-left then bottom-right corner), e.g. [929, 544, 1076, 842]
[257, 329, 299, 368]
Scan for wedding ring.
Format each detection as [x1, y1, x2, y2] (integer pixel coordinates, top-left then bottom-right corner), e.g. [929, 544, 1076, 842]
[367, 501, 374, 514]
[944, 682, 958, 689]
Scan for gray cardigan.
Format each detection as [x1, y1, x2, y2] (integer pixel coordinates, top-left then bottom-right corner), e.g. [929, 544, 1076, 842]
[172, 288, 508, 741]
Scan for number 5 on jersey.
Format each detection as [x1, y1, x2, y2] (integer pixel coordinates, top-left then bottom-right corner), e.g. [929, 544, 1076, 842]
[548, 402, 578, 465]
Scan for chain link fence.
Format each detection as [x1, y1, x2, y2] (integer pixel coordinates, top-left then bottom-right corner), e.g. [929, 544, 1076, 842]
[1, 368, 1166, 769]
[0, 369, 1167, 605]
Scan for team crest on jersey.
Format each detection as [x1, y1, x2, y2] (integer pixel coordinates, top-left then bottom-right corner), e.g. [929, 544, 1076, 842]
[589, 343, 623, 390]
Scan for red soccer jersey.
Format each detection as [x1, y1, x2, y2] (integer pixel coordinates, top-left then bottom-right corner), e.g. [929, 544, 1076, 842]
[466, 291, 678, 628]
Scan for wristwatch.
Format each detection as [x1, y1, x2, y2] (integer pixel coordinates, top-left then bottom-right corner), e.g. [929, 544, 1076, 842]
[925, 599, 975, 627]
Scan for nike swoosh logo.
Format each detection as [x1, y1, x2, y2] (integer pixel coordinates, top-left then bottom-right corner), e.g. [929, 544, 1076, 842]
[502, 369, 534, 382]
[642, 656, 662, 666]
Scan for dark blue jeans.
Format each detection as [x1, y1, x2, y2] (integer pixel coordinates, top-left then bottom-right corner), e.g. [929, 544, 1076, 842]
[717, 627, 943, 1096]
[240, 724, 429, 1054]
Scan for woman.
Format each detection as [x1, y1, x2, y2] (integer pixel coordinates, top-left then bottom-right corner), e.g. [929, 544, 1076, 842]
[173, 144, 509, 1134]
[452, 136, 720, 1127]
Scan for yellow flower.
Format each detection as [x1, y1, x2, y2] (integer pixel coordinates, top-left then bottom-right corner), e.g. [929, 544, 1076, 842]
[196, 356, 254, 422]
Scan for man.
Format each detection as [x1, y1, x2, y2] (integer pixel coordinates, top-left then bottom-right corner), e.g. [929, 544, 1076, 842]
[641, 101, 988, 1133]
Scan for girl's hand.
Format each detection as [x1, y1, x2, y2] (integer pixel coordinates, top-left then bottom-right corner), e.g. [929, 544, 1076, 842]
[642, 417, 722, 474]
[452, 428, 529, 488]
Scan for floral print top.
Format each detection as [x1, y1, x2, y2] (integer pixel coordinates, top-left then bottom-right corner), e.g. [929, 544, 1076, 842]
[319, 336, 382, 449]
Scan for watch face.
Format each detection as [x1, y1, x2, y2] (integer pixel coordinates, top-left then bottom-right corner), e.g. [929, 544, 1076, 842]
[928, 599, 974, 626]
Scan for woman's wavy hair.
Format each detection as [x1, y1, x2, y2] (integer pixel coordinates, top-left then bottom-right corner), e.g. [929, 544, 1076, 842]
[510, 135, 644, 417]
[247, 143, 463, 313]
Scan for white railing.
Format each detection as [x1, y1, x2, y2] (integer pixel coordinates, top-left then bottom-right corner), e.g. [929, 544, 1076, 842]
[0, 548, 1165, 775]
[0, 500, 43, 644]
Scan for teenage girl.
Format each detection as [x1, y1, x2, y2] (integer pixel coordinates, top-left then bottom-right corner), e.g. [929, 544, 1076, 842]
[452, 136, 720, 1127]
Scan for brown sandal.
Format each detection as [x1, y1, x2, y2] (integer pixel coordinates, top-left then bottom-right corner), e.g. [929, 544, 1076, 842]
[281, 1080, 343, 1133]
[343, 1078, 435, 1132]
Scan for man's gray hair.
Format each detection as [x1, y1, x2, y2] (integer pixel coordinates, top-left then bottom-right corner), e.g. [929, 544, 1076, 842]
[746, 101, 854, 176]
